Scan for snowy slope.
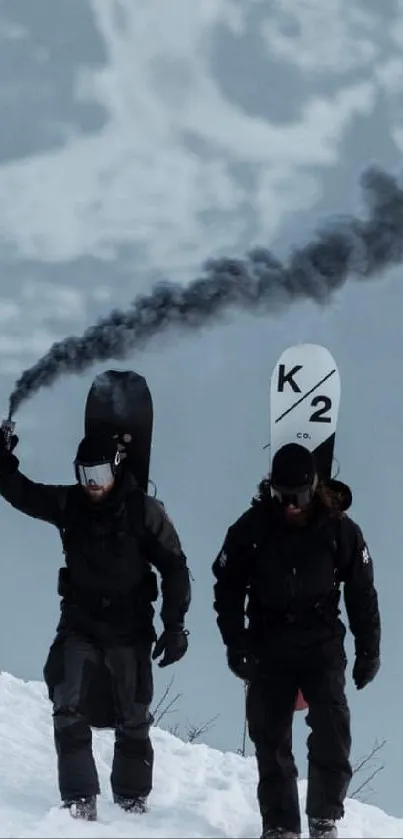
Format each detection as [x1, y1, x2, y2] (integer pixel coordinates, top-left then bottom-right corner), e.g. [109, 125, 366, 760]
[0, 672, 401, 839]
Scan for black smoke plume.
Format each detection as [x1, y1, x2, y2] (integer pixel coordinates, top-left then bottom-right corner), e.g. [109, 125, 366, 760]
[7, 166, 403, 418]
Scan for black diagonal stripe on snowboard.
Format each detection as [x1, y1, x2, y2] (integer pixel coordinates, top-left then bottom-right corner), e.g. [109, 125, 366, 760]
[275, 368, 336, 424]
[312, 433, 336, 481]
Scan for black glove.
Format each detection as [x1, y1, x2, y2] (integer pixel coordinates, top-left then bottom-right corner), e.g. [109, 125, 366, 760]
[353, 651, 380, 690]
[227, 647, 257, 681]
[0, 427, 19, 476]
[0, 427, 18, 456]
[152, 628, 189, 668]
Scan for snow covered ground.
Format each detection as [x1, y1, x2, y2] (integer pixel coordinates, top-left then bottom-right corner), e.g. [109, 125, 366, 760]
[0, 671, 401, 838]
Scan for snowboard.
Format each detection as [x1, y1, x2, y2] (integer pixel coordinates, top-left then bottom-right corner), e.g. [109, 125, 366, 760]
[269, 344, 341, 713]
[81, 369, 154, 729]
[269, 343, 341, 480]
[84, 369, 153, 493]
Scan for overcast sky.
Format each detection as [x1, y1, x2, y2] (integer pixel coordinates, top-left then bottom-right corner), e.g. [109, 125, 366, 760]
[0, 0, 402, 817]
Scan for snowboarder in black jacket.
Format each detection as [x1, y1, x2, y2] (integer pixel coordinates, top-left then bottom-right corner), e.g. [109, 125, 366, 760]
[0, 428, 191, 821]
[212, 443, 380, 839]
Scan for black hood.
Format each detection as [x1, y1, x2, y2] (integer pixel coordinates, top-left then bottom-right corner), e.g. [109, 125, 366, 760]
[325, 477, 352, 511]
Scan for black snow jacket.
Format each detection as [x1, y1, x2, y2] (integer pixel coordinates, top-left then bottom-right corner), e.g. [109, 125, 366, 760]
[0, 452, 191, 644]
[212, 490, 380, 666]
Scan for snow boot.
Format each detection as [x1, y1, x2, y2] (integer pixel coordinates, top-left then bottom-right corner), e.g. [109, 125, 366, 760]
[62, 795, 97, 821]
[261, 827, 300, 838]
[113, 793, 148, 814]
[308, 818, 337, 838]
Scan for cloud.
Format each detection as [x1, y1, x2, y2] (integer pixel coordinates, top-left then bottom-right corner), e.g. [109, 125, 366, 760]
[0, 14, 27, 42]
[389, 0, 403, 48]
[0, 283, 88, 372]
[0, 0, 377, 269]
[20, 281, 85, 321]
[262, 0, 379, 73]
[0, 329, 55, 357]
[375, 57, 403, 95]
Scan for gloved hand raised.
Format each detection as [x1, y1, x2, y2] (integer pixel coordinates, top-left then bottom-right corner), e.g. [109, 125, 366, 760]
[152, 627, 189, 668]
[0, 426, 19, 476]
[353, 651, 380, 690]
[0, 426, 18, 456]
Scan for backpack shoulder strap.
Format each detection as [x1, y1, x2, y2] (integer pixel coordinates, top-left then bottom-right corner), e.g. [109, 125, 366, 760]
[329, 512, 346, 582]
[58, 486, 79, 555]
[125, 485, 147, 547]
[242, 504, 273, 585]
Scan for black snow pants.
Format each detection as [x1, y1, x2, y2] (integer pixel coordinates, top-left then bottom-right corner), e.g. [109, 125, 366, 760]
[246, 639, 352, 835]
[48, 632, 154, 803]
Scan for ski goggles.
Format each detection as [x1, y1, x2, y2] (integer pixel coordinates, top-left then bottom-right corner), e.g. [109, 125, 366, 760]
[270, 484, 314, 509]
[76, 452, 121, 487]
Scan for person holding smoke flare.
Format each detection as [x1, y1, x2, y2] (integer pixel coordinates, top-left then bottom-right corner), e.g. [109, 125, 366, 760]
[0, 426, 191, 822]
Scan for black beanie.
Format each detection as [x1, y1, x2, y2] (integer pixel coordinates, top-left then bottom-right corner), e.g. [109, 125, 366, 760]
[271, 443, 316, 488]
[75, 432, 118, 465]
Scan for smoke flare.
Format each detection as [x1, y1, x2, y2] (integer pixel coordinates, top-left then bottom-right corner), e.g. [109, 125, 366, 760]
[8, 166, 403, 418]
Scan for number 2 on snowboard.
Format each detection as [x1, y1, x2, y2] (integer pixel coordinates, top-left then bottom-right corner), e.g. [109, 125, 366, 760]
[309, 395, 332, 423]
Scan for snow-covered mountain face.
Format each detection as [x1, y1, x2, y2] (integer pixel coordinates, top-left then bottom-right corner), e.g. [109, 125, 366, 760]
[1, 671, 403, 838]
[0, 0, 402, 819]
